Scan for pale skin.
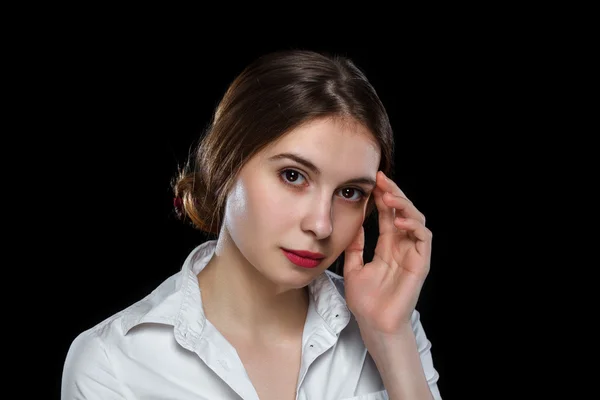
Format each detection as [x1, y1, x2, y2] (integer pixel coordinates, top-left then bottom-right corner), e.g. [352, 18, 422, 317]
[344, 173, 434, 400]
[198, 117, 433, 400]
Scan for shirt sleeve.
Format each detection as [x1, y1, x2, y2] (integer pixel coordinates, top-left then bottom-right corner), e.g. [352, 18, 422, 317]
[411, 309, 442, 400]
[61, 331, 127, 400]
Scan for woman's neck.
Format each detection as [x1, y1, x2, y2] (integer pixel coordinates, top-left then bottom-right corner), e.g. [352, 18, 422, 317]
[197, 234, 309, 343]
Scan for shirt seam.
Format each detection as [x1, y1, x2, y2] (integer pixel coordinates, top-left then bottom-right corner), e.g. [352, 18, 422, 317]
[99, 333, 130, 399]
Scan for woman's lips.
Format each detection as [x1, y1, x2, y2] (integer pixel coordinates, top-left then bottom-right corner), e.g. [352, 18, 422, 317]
[282, 249, 323, 268]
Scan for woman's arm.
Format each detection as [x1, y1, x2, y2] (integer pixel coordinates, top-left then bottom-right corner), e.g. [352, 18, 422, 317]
[359, 310, 441, 400]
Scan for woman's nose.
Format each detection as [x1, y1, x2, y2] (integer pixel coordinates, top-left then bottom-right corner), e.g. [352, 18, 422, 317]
[300, 196, 333, 240]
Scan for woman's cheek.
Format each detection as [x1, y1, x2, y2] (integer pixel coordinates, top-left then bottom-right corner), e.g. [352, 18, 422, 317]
[255, 179, 296, 222]
[334, 208, 364, 242]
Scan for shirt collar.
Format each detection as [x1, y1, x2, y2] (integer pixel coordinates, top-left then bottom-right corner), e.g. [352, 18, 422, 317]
[121, 240, 351, 339]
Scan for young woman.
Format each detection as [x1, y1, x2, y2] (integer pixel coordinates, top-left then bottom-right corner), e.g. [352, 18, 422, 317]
[62, 49, 442, 400]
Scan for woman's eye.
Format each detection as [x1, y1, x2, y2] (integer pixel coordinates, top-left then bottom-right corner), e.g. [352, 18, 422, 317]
[337, 188, 365, 202]
[279, 169, 365, 202]
[280, 169, 306, 185]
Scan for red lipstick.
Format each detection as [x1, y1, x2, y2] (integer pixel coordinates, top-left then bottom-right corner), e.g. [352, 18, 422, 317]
[281, 248, 325, 268]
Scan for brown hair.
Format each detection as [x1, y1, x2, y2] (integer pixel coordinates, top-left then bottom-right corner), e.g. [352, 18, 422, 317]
[172, 49, 395, 236]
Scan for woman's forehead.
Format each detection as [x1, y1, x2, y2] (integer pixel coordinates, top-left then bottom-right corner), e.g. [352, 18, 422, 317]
[260, 118, 381, 172]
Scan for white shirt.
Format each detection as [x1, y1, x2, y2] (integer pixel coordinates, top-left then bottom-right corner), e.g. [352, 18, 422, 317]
[62, 240, 441, 399]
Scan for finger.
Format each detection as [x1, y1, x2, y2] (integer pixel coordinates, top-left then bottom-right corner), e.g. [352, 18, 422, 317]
[377, 171, 408, 199]
[383, 192, 426, 225]
[344, 225, 365, 276]
[394, 217, 432, 255]
[373, 186, 396, 235]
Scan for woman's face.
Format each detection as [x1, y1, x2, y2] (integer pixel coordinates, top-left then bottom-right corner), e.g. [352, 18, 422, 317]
[223, 117, 381, 289]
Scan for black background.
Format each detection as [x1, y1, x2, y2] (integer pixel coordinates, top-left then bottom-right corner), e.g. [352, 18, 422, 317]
[32, 25, 556, 399]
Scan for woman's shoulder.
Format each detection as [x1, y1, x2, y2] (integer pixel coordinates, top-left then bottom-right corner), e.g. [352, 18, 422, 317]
[61, 306, 129, 396]
[62, 270, 187, 394]
[66, 269, 184, 350]
[65, 297, 141, 365]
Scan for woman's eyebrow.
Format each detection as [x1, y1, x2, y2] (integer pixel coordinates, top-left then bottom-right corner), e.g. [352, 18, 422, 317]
[267, 152, 377, 188]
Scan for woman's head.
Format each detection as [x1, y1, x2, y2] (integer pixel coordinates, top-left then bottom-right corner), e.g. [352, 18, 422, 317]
[174, 49, 394, 237]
